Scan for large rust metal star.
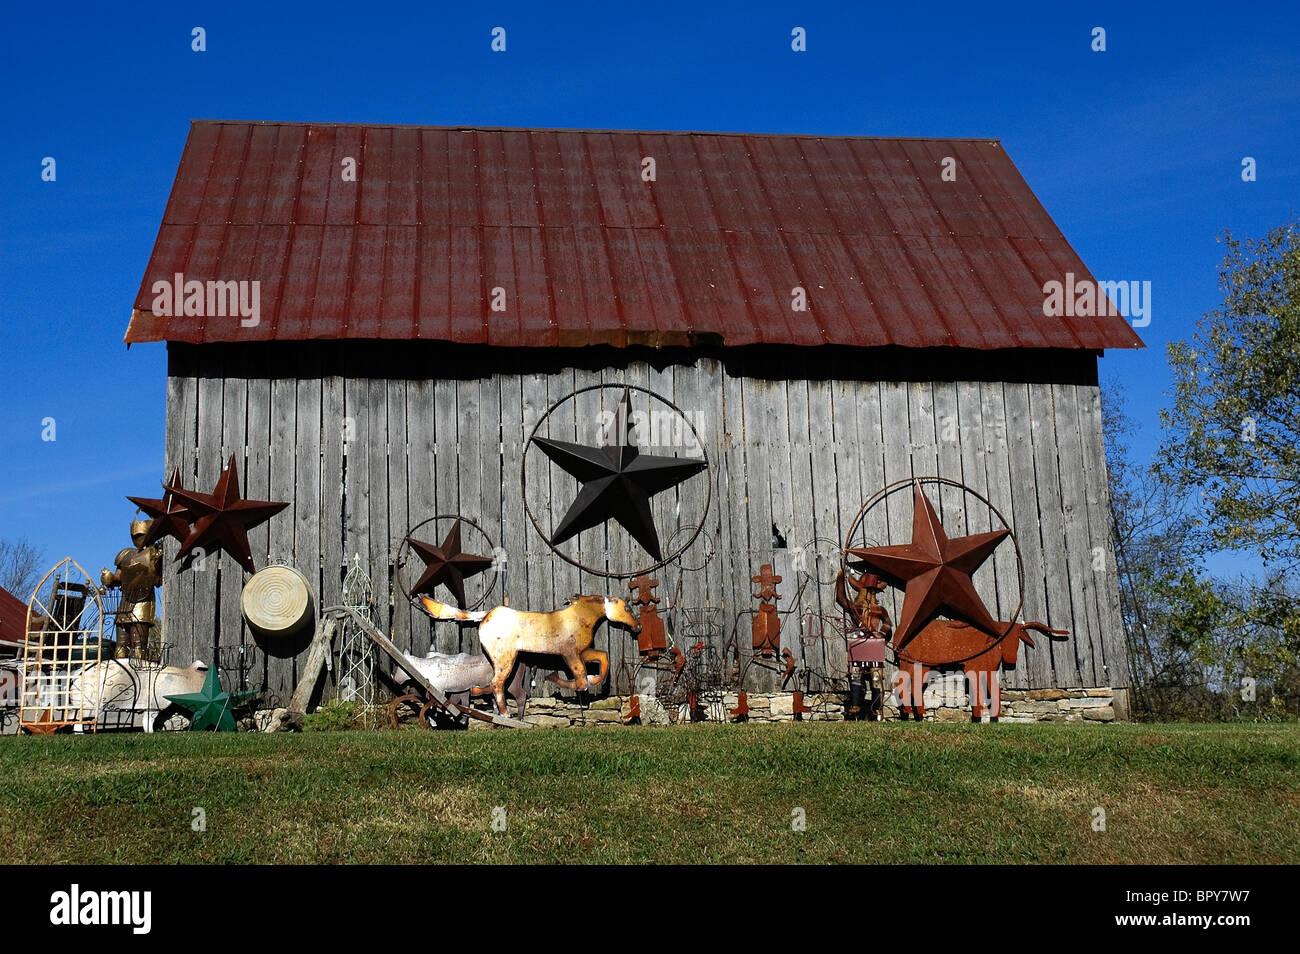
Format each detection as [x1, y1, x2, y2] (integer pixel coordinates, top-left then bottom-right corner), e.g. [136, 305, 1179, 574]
[405, 519, 494, 609]
[166, 455, 289, 574]
[848, 480, 1009, 651]
[533, 388, 706, 561]
[127, 468, 194, 547]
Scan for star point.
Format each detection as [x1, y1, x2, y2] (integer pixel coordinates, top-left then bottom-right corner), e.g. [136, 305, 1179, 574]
[127, 467, 194, 547]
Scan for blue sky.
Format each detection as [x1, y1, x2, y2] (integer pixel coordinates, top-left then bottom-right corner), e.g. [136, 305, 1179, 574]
[1, 0, 1296, 584]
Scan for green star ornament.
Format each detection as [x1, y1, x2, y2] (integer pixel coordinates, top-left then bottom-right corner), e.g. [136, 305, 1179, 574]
[164, 666, 259, 732]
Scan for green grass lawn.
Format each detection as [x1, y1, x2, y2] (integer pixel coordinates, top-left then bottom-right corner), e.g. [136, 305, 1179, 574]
[1, 722, 1296, 864]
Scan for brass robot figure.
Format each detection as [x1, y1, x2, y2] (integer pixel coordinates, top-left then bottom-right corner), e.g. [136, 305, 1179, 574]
[101, 517, 164, 659]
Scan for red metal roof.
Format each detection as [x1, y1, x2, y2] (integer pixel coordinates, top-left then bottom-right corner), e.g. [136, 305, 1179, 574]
[125, 121, 1144, 351]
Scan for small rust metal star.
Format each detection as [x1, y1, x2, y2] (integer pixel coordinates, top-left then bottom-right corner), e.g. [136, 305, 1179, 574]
[127, 467, 194, 547]
[534, 388, 707, 560]
[405, 518, 494, 609]
[23, 709, 58, 735]
[166, 455, 289, 574]
[848, 480, 1009, 651]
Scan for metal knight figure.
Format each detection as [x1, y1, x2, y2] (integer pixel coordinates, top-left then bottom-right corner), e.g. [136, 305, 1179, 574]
[100, 516, 163, 659]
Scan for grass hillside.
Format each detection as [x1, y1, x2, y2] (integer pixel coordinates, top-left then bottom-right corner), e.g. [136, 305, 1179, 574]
[1, 723, 1296, 864]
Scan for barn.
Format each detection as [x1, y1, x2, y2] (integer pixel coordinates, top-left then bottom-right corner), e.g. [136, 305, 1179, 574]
[124, 120, 1144, 719]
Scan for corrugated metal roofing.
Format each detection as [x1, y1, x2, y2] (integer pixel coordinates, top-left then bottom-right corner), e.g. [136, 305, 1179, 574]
[125, 121, 1144, 351]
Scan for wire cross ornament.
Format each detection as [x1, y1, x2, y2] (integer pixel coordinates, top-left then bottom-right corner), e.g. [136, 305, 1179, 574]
[337, 554, 378, 726]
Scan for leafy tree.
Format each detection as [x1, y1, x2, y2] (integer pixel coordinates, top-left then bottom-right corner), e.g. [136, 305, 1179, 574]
[1160, 221, 1300, 570]
[1120, 221, 1300, 718]
[1104, 386, 1207, 718]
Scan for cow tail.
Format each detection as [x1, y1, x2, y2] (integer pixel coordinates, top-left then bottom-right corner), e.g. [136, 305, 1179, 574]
[1024, 621, 1069, 639]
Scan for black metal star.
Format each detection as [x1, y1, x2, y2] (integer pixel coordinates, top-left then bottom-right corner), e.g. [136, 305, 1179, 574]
[166, 455, 289, 574]
[534, 388, 707, 561]
[127, 467, 194, 547]
[405, 518, 494, 608]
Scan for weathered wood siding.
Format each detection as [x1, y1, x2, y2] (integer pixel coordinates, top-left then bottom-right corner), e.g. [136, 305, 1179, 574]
[162, 343, 1127, 702]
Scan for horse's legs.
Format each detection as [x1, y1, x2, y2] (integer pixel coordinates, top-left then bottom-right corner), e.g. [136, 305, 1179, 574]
[580, 648, 608, 691]
[507, 664, 529, 718]
[546, 668, 583, 690]
[562, 649, 588, 692]
[489, 648, 517, 715]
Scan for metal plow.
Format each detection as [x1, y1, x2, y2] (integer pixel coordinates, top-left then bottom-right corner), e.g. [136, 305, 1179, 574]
[320, 605, 531, 730]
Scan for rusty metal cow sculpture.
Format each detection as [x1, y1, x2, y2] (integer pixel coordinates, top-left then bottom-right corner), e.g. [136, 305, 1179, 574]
[421, 595, 639, 715]
[893, 619, 1068, 719]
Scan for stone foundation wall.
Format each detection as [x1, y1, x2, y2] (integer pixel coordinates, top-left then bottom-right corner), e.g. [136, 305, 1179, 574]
[478, 681, 1119, 728]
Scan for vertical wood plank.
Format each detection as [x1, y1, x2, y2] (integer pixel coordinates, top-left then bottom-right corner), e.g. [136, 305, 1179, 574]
[386, 378, 411, 653]
[548, 368, 581, 613]
[932, 381, 968, 535]
[1004, 383, 1054, 689]
[519, 373, 552, 672]
[784, 372, 818, 669]
[194, 368, 224, 666]
[741, 376, 776, 691]
[472, 373, 504, 655]
[697, 358, 728, 622]
[294, 369, 323, 693]
[499, 373, 529, 612]
[363, 378, 388, 646]
[244, 361, 273, 696]
[342, 374, 371, 673]
[978, 382, 1021, 641]
[163, 365, 197, 663]
[266, 374, 297, 698]
[669, 360, 706, 632]
[955, 381, 1002, 654]
[720, 361, 749, 664]
[452, 378, 480, 655]
[219, 373, 248, 671]
[806, 372, 839, 619]
[1056, 383, 1107, 687]
[320, 373, 346, 617]
[828, 358, 868, 679]
[1076, 383, 1128, 688]
[244, 364, 272, 585]
[877, 380, 911, 630]
[405, 377, 436, 656]
[1027, 382, 1085, 688]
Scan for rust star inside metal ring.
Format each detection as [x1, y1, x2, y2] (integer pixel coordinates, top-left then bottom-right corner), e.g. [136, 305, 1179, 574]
[842, 476, 1025, 657]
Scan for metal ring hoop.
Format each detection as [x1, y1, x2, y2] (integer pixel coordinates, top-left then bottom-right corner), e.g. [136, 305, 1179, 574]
[665, 525, 716, 573]
[799, 535, 847, 585]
